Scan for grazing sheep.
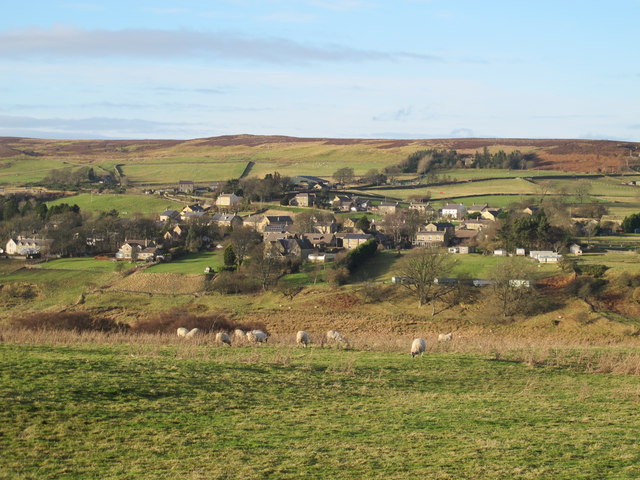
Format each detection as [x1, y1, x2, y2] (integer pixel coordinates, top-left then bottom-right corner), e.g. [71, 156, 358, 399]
[247, 330, 268, 343]
[326, 330, 348, 347]
[233, 328, 246, 340]
[411, 338, 426, 357]
[176, 327, 189, 337]
[185, 328, 201, 338]
[438, 333, 453, 342]
[216, 332, 232, 346]
[296, 330, 310, 347]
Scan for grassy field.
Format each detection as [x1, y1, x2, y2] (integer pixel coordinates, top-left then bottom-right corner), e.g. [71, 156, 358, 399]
[353, 250, 560, 282]
[122, 160, 248, 184]
[144, 251, 224, 274]
[37, 257, 122, 273]
[2, 336, 639, 479]
[0, 157, 71, 185]
[47, 193, 182, 217]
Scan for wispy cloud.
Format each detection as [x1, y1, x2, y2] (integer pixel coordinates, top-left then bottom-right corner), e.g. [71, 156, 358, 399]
[0, 114, 196, 138]
[372, 106, 416, 122]
[0, 26, 440, 64]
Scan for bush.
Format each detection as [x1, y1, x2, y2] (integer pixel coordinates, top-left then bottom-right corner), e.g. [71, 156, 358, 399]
[12, 312, 126, 332]
[132, 309, 265, 334]
[2, 282, 40, 300]
[209, 270, 261, 294]
[577, 264, 609, 278]
[359, 282, 386, 303]
[326, 266, 349, 286]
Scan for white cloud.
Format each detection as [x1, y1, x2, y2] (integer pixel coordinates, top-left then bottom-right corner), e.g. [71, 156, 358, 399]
[0, 26, 440, 64]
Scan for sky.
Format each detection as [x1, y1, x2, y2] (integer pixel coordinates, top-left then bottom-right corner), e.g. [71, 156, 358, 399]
[0, 0, 639, 141]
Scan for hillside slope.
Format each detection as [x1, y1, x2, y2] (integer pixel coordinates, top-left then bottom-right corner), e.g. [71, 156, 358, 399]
[0, 135, 637, 179]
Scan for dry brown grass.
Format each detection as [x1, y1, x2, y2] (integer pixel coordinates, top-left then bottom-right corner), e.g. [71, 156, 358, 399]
[3, 325, 640, 375]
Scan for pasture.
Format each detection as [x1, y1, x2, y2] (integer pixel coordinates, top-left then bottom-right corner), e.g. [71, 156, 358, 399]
[46, 193, 181, 217]
[144, 251, 224, 275]
[1, 333, 639, 479]
[121, 160, 248, 184]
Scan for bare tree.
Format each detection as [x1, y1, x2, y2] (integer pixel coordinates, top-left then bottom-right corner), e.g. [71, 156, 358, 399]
[248, 244, 285, 291]
[488, 257, 536, 317]
[395, 247, 457, 315]
[228, 226, 261, 265]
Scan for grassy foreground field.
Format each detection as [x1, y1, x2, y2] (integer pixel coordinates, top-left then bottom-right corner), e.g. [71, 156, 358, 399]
[1, 334, 639, 480]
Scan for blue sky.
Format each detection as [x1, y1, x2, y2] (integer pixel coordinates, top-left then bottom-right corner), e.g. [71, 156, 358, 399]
[1, 0, 638, 140]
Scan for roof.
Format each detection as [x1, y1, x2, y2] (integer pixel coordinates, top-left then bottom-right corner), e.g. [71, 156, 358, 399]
[379, 202, 398, 207]
[212, 213, 239, 222]
[442, 203, 466, 210]
[266, 215, 293, 224]
[340, 233, 373, 240]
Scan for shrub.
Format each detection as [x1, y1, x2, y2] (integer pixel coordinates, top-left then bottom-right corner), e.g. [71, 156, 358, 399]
[132, 309, 265, 334]
[326, 266, 349, 286]
[2, 282, 40, 300]
[359, 282, 386, 303]
[577, 264, 608, 278]
[209, 270, 260, 294]
[12, 312, 126, 332]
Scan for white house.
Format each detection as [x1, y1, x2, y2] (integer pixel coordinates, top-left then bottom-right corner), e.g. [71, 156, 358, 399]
[441, 203, 467, 219]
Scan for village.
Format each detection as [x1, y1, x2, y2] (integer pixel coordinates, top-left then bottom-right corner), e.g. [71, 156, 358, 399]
[3, 173, 591, 275]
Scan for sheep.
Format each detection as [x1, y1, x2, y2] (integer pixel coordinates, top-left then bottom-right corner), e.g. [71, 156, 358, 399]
[185, 328, 201, 338]
[176, 327, 189, 337]
[438, 332, 453, 342]
[233, 328, 246, 340]
[411, 338, 426, 357]
[246, 330, 268, 343]
[216, 332, 232, 346]
[326, 330, 348, 347]
[296, 330, 310, 347]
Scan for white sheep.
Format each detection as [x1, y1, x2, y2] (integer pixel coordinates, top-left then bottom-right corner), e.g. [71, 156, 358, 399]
[411, 338, 426, 357]
[438, 332, 453, 342]
[247, 330, 268, 343]
[185, 328, 201, 338]
[216, 332, 232, 346]
[233, 328, 246, 340]
[296, 330, 310, 347]
[326, 330, 348, 347]
[176, 327, 189, 337]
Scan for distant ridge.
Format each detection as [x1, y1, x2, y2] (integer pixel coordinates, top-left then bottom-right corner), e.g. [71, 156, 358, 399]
[0, 134, 638, 173]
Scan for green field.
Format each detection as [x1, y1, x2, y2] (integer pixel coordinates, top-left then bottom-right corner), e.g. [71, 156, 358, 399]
[47, 193, 182, 217]
[38, 257, 121, 273]
[145, 251, 224, 274]
[0, 157, 72, 185]
[122, 160, 248, 184]
[2, 339, 639, 479]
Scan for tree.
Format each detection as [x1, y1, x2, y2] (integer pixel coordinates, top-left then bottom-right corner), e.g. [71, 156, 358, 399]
[228, 226, 261, 265]
[185, 226, 202, 253]
[247, 244, 285, 291]
[621, 213, 640, 233]
[362, 169, 387, 185]
[488, 257, 536, 317]
[395, 247, 457, 314]
[573, 180, 592, 204]
[223, 243, 237, 268]
[355, 215, 371, 232]
[333, 167, 355, 185]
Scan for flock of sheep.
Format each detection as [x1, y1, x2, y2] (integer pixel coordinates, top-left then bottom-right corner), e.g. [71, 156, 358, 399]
[176, 327, 453, 356]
